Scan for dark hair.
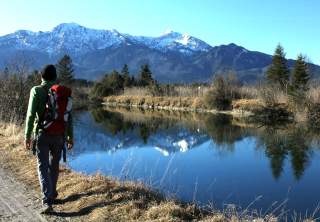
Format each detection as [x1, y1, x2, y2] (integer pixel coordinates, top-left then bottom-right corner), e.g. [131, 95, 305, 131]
[41, 64, 57, 81]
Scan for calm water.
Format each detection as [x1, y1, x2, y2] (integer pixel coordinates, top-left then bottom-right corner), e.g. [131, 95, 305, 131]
[68, 107, 320, 217]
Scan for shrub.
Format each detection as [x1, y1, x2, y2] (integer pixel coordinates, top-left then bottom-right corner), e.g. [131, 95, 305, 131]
[90, 71, 124, 99]
[148, 83, 163, 96]
[204, 76, 232, 110]
[251, 104, 293, 125]
[287, 88, 307, 112]
[306, 102, 320, 129]
[0, 67, 40, 123]
[258, 85, 287, 107]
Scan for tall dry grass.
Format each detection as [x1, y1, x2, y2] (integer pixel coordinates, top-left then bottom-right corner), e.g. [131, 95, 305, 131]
[307, 86, 320, 102]
[0, 73, 34, 123]
[1, 122, 267, 222]
[0, 59, 43, 124]
[122, 87, 150, 97]
[257, 85, 288, 107]
[110, 83, 320, 125]
[122, 85, 211, 98]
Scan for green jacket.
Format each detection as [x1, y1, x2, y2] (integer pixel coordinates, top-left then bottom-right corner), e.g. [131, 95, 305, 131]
[24, 80, 73, 141]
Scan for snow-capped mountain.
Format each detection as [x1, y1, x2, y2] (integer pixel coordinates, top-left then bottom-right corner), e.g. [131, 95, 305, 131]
[125, 30, 211, 54]
[0, 23, 211, 57]
[0, 23, 319, 82]
[1, 23, 125, 56]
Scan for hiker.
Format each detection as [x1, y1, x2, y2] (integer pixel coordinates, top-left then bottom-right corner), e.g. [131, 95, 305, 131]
[24, 64, 73, 213]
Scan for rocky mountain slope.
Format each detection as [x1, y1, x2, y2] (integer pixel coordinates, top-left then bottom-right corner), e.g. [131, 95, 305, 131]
[0, 23, 319, 82]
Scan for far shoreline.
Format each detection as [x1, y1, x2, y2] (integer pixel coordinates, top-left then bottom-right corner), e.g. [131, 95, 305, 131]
[102, 95, 255, 118]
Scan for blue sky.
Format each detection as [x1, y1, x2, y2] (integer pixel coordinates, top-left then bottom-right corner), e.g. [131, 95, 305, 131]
[0, 0, 319, 64]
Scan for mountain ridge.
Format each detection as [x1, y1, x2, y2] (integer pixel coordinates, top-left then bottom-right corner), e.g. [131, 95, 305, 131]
[1, 23, 210, 56]
[0, 23, 319, 83]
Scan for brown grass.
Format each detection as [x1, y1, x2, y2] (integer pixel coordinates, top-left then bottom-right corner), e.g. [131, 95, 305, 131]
[232, 99, 263, 112]
[0, 123, 229, 222]
[108, 85, 320, 125]
[104, 96, 258, 119]
[122, 87, 150, 97]
[105, 83, 320, 121]
[307, 86, 320, 103]
[122, 86, 210, 98]
[105, 95, 205, 111]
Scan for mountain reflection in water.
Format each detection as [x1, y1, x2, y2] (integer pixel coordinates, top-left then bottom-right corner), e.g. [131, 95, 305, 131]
[70, 107, 320, 215]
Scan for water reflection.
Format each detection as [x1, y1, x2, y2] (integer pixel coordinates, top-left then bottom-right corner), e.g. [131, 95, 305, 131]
[83, 107, 319, 180]
[70, 107, 320, 215]
[258, 127, 315, 180]
[204, 115, 246, 153]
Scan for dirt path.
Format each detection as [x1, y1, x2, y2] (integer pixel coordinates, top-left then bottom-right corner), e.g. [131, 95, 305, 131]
[0, 167, 50, 222]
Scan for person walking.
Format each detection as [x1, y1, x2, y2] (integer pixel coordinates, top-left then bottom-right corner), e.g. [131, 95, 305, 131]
[24, 64, 73, 214]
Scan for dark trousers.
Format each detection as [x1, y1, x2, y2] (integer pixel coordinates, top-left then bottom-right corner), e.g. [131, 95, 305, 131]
[36, 133, 64, 204]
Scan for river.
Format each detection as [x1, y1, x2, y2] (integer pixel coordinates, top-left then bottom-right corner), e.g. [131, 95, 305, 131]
[68, 107, 320, 217]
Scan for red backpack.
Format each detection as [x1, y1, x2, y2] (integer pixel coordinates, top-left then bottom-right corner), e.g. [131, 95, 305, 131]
[39, 85, 72, 134]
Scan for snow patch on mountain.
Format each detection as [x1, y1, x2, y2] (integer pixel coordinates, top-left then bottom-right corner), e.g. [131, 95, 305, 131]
[128, 31, 211, 54]
[0, 23, 212, 56]
[176, 34, 190, 45]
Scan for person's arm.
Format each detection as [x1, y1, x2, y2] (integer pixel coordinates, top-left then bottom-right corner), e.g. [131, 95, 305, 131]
[25, 87, 38, 149]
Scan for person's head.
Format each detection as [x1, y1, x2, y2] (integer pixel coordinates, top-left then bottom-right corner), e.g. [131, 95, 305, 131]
[41, 64, 57, 81]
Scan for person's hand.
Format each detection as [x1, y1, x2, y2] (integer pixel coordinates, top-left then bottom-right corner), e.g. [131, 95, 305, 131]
[67, 141, 73, 150]
[25, 139, 32, 150]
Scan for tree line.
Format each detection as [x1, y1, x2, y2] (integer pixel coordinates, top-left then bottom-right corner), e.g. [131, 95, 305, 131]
[266, 44, 310, 93]
[204, 43, 314, 111]
[0, 45, 316, 121]
[91, 64, 156, 99]
[45, 47, 314, 104]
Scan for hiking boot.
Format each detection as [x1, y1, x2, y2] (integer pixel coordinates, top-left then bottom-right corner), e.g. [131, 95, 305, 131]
[49, 192, 61, 205]
[50, 198, 63, 205]
[50, 192, 58, 200]
[40, 203, 53, 214]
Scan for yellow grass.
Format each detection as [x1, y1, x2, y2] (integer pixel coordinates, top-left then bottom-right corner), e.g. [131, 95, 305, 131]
[0, 122, 229, 221]
[232, 99, 263, 112]
[104, 96, 259, 120]
[105, 95, 199, 110]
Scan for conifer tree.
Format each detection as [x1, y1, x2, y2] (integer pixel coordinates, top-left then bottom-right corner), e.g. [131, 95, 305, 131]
[266, 44, 290, 89]
[108, 70, 124, 92]
[291, 54, 309, 91]
[138, 64, 154, 87]
[121, 64, 131, 87]
[130, 76, 136, 86]
[56, 54, 74, 85]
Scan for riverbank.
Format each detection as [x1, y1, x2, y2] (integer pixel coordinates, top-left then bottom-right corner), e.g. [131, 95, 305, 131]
[104, 95, 320, 126]
[0, 122, 278, 222]
[103, 96, 259, 118]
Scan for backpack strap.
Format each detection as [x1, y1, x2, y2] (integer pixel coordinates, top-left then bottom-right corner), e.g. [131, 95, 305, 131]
[37, 85, 51, 130]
